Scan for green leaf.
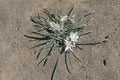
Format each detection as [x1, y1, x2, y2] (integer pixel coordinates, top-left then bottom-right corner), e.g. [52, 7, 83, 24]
[84, 11, 94, 17]
[32, 31, 61, 41]
[68, 6, 74, 16]
[71, 51, 81, 63]
[35, 40, 53, 59]
[31, 41, 49, 49]
[43, 44, 55, 66]
[24, 35, 49, 41]
[67, 52, 73, 68]
[79, 30, 93, 35]
[32, 31, 49, 36]
[86, 17, 94, 25]
[76, 45, 84, 50]
[37, 40, 54, 65]
[77, 38, 108, 45]
[36, 47, 44, 59]
[72, 23, 87, 31]
[44, 9, 56, 22]
[31, 16, 39, 23]
[78, 16, 83, 23]
[51, 56, 59, 80]
[65, 52, 71, 74]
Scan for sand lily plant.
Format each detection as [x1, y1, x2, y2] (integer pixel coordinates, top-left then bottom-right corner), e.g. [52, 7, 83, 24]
[25, 7, 107, 80]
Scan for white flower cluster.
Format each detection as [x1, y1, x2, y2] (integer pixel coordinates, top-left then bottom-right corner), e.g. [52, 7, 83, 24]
[64, 32, 79, 52]
[49, 15, 77, 52]
[49, 21, 62, 31]
[49, 15, 75, 32]
[49, 15, 67, 32]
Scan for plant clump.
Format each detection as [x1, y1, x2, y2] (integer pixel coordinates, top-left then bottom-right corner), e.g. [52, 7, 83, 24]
[25, 7, 107, 80]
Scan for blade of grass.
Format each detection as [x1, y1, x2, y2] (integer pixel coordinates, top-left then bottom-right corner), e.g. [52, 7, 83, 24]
[43, 44, 55, 66]
[84, 11, 94, 17]
[43, 47, 56, 66]
[76, 45, 84, 50]
[44, 9, 55, 22]
[65, 52, 71, 74]
[79, 30, 93, 35]
[51, 56, 59, 80]
[31, 31, 49, 36]
[31, 16, 39, 23]
[71, 51, 81, 63]
[73, 19, 93, 31]
[24, 35, 49, 41]
[32, 31, 61, 41]
[31, 41, 49, 49]
[86, 17, 94, 25]
[73, 23, 87, 31]
[35, 40, 53, 59]
[77, 38, 107, 45]
[78, 11, 94, 23]
[68, 6, 74, 16]
[78, 16, 83, 23]
[36, 47, 44, 59]
[38, 40, 54, 65]
[68, 52, 73, 68]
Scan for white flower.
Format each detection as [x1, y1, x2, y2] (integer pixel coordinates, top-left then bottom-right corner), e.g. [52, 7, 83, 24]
[72, 15, 75, 18]
[70, 32, 79, 42]
[64, 39, 74, 52]
[64, 32, 79, 52]
[70, 15, 75, 23]
[61, 15, 68, 22]
[49, 21, 63, 31]
[70, 19, 75, 23]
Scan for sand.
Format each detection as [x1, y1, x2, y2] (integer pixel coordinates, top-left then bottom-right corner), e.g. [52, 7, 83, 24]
[0, 0, 120, 80]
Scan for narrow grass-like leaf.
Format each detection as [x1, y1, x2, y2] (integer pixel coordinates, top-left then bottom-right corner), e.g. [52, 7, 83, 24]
[86, 17, 94, 25]
[31, 16, 39, 23]
[79, 30, 93, 35]
[43, 58, 48, 66]
[84, 11, 94, 17]
[68, 6, 74, 16]
[65, 52, 71, 74]
[32, 31, 61, 41]
[77, 16, 83, 23]
[71, 51, 81, 63]
[44, 9, 56, 22]
[36, 40, 53, 59]
[78, 11, 94, 23]
[36, 47, 44, 59]
[43, 44, 54, 66]
[51, 56, 59, 80]
[38, 55, 47, 65]
[31, 41, 49, 49]
[76, 45, 84, 50]
[68, 52, 73, 68]
[77, 38, 107, 45]
[32, 31, 49, 36]
[38, 41, 54, 65]
[73, 23, 87, 31]
[24, 35, 49, 41]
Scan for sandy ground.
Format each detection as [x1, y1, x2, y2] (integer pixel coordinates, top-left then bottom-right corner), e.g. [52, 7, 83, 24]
[0, 0, 120, 80]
